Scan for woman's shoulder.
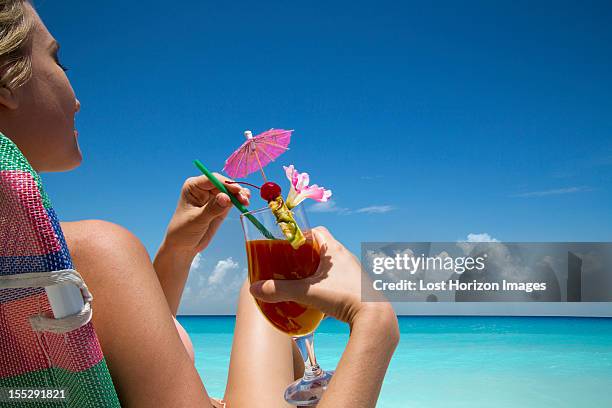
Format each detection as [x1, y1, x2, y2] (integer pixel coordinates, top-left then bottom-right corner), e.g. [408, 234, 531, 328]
[61, 220, 146, 261]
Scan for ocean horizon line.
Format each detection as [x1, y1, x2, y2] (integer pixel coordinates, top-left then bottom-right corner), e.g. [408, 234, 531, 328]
[177, 314, 612, 319]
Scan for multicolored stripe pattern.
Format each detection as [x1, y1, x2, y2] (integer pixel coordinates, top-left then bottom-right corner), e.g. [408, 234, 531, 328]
[0, 134, 121, 407]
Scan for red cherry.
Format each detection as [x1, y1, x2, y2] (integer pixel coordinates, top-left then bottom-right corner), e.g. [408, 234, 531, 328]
[260, 182, 281, 201]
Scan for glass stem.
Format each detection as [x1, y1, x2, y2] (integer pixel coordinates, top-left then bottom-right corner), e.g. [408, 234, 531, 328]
[294, 332, 323, 381]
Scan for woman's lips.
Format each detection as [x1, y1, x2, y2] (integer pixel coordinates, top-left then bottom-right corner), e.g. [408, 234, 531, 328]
[74, 129, 79, 138]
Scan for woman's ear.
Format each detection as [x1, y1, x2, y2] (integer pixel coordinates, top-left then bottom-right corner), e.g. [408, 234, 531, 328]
[0, 86, 19, 110]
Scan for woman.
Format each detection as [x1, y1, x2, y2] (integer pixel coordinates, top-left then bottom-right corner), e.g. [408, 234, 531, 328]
[0, 1, 399, 407]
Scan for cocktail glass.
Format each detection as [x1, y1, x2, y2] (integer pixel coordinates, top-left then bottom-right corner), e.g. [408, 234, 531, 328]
[240, 204, 334, 406]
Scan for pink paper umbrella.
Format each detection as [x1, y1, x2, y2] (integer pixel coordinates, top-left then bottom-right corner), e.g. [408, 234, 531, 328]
[223, 129, 293, 180]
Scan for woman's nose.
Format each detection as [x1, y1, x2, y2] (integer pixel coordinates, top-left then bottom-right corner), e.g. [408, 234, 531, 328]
[75, 99, 81, 113]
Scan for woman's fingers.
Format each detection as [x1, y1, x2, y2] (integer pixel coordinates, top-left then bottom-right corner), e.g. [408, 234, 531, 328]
[249, 279, 311, 303]
[312, 226, 333, 251]
[189, 173, 241, 192]
[249, 279, 350, 322]
[237, 188, 250, 205]
[198, 192, 232, 220]
[184, 174, 250, 206]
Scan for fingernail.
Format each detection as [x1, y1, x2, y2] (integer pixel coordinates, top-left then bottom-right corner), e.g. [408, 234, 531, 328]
[251, 280, 270, 296]
[217, 194, 230, 206]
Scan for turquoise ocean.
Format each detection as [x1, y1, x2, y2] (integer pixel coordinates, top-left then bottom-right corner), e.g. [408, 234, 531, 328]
[177, 316, 612, 407]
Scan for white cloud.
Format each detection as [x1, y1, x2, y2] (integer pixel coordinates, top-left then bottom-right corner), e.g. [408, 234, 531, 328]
[458, 233, 500, 257]
[466, 233, 499, 242]
[191, 253, 202, 269]
[179, 255, 246, 315]
[208, 257, 239, 285]
[511, 186, 591, 198]
[309, 200, 350, 214]
[354, 205, 395, 214]
[309, 200, 395, 215]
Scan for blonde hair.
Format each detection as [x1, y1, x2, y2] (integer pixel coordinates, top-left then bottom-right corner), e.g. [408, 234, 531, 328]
[0, 0, 32, 89]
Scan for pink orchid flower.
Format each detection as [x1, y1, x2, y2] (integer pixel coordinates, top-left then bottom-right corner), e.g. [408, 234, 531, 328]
[283, 165, 332, 209]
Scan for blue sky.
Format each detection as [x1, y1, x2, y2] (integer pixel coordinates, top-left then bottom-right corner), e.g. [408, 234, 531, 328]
[37, 1, 612, 314]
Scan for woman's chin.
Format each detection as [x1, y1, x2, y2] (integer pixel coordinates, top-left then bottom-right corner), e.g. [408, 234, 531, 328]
[40, 150, 82, 173]
[66, 137, 83, 169]
[66, 149, 83, 171]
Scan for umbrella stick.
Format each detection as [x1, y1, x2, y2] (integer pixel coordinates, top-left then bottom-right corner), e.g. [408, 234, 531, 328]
[253, 150, 268, 182]
[194, 160, 275, 240]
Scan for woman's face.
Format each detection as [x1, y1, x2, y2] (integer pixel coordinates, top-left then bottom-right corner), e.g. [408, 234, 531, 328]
[0, 3, 81, 173]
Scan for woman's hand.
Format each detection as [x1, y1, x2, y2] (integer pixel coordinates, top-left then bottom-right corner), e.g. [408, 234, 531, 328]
[154, 173, 250, 316]
[161, 174, 250, 256]
[249, 227, 399, 408]
[249, 226, 397, 330]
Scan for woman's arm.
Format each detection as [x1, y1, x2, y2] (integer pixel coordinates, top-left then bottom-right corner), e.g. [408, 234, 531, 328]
[154, 174, 250, 315]
[250, 227, 399, 408]
[320, 304, 398, 407]
[153, 243, 197, 317]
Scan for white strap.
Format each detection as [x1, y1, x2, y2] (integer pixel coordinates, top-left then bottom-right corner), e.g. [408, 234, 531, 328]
[0, 269, 93, 334]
